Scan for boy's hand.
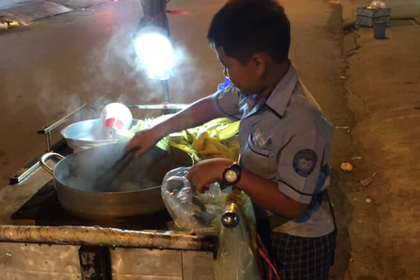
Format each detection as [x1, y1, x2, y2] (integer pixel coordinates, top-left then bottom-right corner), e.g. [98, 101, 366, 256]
[187, 158, 233, 193]
[126, 128, 162, 159]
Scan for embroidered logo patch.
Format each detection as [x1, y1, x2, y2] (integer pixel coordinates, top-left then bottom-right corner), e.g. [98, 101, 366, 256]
[293, 149, 318, 177]
[254, 129, 266, 147]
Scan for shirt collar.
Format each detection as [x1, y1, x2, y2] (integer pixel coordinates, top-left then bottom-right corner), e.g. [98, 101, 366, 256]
[265, 63, 298, 117]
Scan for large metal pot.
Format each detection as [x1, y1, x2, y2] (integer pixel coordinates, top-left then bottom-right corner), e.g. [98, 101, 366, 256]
[40, 143, 193, 220]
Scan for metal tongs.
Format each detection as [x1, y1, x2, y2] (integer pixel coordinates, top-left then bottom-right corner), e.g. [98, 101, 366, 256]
[94, 147, 140, 190]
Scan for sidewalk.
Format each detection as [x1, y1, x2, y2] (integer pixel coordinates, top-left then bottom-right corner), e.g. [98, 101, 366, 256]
[0, 1, 72, 24]
[0, 0, 113, 25]
[340, 0, 420, 28]
[0, 0, 113, 10]
[0, 0, 38, 10]
[341, 18, 420, 280]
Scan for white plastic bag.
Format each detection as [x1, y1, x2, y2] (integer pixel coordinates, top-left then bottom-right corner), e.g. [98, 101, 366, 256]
[161, 167, 226, 230]
[215, 191, 263, 280]
[161, 168, 263, 280]
[368, 0, 387, 9]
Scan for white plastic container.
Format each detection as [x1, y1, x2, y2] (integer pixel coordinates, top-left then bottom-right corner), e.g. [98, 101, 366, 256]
[100, 103, 133, 139]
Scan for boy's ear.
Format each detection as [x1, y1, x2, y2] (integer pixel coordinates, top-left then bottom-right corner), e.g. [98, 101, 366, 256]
[252, 54, 267, 78]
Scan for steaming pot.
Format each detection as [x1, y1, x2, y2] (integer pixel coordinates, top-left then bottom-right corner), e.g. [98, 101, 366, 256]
[40, 143, 193, 220]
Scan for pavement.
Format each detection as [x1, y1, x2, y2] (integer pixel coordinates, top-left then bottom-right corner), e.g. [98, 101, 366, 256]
[0, 0, 113, 10]
[0, 1, 72, 24]
[340, 20, 420, 279]
[331, 2, 420, 278]
[340, 0, 420, 29]
[0, 0, 114, 26]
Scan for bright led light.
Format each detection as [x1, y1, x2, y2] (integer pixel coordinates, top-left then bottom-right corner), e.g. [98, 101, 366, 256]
[135, 33, 174, 80]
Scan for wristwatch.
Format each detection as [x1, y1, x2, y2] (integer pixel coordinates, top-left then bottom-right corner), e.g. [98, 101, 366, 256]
[222, 162, 242, 185]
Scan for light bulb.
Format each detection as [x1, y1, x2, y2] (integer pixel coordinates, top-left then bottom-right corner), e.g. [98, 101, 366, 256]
[135, 33, 174, 80]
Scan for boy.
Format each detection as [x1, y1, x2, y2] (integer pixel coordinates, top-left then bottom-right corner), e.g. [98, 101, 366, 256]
[127, 0, 336, 279]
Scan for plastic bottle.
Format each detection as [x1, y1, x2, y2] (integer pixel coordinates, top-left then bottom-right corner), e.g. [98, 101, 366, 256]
[100, 103, 133, 139]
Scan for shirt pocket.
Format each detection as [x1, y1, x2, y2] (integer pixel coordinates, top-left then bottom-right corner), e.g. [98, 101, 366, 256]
[242, 134, 272, 178]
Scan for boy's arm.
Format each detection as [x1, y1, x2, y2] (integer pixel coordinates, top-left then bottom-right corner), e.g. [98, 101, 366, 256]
[154, 96, 221, 138]
[127, 96, 222, 158]
[188, 111, 331, 219]
[239, 116, 329, 218]
[236, 169, 308, 218]
[187, 159, 307, 219]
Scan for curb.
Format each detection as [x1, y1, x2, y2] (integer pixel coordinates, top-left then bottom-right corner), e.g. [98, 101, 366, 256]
[338, 1, 359, 58]
[340, 0, 355, 30]
[343, 31, 359, 56]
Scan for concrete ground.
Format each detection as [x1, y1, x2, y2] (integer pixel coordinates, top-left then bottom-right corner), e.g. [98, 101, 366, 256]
[0, 0, 36, 10]
[343, 22, 420, 279]
[1, 0, 419, 279]
[0, 0, 112, 10]
[340, 0, 420, 29]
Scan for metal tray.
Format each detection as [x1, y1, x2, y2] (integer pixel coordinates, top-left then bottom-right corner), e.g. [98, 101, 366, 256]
[61, 119, 140, 150]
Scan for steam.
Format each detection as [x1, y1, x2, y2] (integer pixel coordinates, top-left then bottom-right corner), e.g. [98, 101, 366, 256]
[34, 70, 84, 117]
[33, 0, 220, 125]
[98, 27, 162, 103]
[31, 1, 216, 214]
[33, 27, 161, 120]
[170, 46, 211, 101]
[58, 142, 192, 193]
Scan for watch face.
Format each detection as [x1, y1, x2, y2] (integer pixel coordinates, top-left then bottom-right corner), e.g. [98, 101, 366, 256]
[225, 169, 238, 183]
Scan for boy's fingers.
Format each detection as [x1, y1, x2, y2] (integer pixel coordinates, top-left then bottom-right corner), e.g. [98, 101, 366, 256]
[188, 171, 209, 193]
[125, 139, 137, 152]
[186, 166, 195, 182]
[126, 144, 133, 152]
[196, 183, 208, 193]
[126, 133, 143, 151]
[134, 149, 145, 159]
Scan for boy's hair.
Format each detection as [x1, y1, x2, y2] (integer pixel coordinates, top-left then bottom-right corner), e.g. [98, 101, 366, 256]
[207, 0, 290, 64]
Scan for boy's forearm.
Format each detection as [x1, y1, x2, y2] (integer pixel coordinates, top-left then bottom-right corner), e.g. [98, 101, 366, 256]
[237, 169, 308, 219]
[153, 96, 222, 138]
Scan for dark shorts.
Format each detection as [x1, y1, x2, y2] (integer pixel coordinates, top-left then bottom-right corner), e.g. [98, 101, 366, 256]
[271, 230, 336, 280]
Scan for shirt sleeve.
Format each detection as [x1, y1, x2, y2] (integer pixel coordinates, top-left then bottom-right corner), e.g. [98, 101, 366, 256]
[275, 119, 327, 205]
[211, 85, 241, 120]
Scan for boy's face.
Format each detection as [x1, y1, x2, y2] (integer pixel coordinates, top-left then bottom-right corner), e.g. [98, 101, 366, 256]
[215, 47, 264, 95]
